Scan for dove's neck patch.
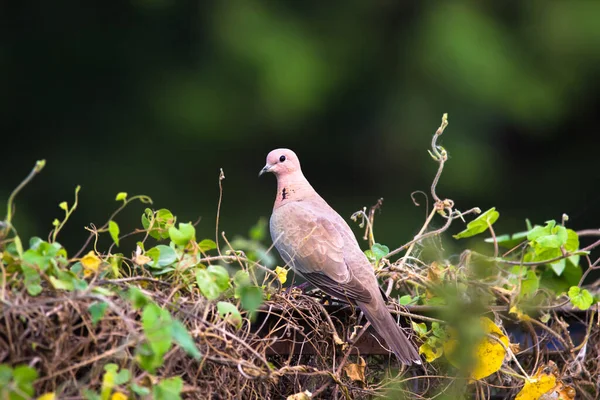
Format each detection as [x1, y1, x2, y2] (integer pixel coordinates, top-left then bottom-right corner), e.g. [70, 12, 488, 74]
[273, 173, 313, 209]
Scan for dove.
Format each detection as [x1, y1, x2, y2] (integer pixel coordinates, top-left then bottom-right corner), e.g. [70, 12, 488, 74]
[260, 148, 420, 365]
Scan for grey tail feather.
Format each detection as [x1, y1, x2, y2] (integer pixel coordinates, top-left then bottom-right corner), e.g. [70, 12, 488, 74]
[357, 300, 421, 365]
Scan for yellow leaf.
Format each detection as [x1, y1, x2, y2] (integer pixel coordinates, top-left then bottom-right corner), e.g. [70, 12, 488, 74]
[471, 317, 509, 380]
[59, 201, 68, 210]
[111, 392, 128, 400]
[133, 254, 152, 266]
[81, 251, 102, 277]
[515, 373, 556, 400]
[419, 342, 443, 362]
[444, 317, 509, 381]
[274, 266, 288, 285]
[38, 393, 56, 400]
[509, 306, 531, 322]
[343, 356, 366, 382]
[286, 390, 312, 400]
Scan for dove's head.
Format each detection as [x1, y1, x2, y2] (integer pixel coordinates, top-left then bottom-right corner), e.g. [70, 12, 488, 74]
[259, 148, 302, 178]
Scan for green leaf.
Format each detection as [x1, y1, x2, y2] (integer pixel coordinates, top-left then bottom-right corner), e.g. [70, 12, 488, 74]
[142, 303, 173, 359]
[135, 342, 162, 373]
[426, 335, 441, 347]
[411, 321, 428, 337]
[568, 286, 594, 310]
[565, 229, 579, 252]
[83, 390, 101, 400]
[198, 239, 217, 252]
[73, 276, 89, 291]
[59, 201, 68, 211]
[550, 258, 567, 276]
[520, 270, 539, 297]
[131, 384, 150, 396]
[528, 220, 568, 250]
[48, 271, 75, 291]
[12, 365, 38, 398]
[142, 208, 175, 240]
[88, 302, 108, 325]
[217, 301, 243, 327]
[0, 365, 12, 386]
[101, 363, 118, 400]
[29, 236, 43, 250]
[484, 230, 529, 247]
[108, 221, 120, 247]
[233, 270, 251, 287]
[540, 313, 551, 323]
[146, 245, 177, 269]
[153, 377, 183, 400]
[540, 260, 582, 294]
[128, 287, 150, 309]
[22, 248, 49, 271]
[114, 368, 130, 385]
[21, 264, 42, 296]
[453, 207, 499, 239]
[208, 265, 230, 291]
[13, 236, 24, 257]
[152, 267, 176, 276]
[195, 269, 215, 299]
[169, 222, 196, 246]
[370, 243, 389, 263]
[528, 246, 562, 263]
[115, 192, 128, 201]
[508, 265, 526, 285]
[171, 320, 202, 359]
[89, 285, 113, 296]
[108, 254, 123, 277]
[431, 322, 446, 339]
[399, 295, 414, 306]
[239, 285, 263, 318]
[91, 287, 112, 297]
[196, 266, 230, 300]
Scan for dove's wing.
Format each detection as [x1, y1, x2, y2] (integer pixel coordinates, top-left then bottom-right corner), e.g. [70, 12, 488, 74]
[270, 201, 372, 303]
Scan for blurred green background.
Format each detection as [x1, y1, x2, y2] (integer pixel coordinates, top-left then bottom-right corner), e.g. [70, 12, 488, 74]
[2, 1, 600, 255]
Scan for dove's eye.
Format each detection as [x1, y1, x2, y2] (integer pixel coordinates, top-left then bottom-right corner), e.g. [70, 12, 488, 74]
[279, 155, 286, 162]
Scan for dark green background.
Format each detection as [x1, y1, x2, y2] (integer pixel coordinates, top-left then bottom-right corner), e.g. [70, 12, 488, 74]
[2, 1, 599, 256]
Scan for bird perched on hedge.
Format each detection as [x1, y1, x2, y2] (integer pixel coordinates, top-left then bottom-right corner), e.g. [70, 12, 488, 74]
[259, 148, 420, 365]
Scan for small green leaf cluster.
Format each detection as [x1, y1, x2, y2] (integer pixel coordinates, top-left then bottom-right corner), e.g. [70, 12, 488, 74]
[0, 364, 38, 400]
[126, 287, 201, 373]
[453, 208, 499, 239]
[365, 243, 390, 267]
[135, 208, 266, 321]
[81, 363, 183, 400]
[454, 209, 596, 311]
[412, 321, 448, 362]
[568, 286, 594, 310]
[1, 236, 85, 296]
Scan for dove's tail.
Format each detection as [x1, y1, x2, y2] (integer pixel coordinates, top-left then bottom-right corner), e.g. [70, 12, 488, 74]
[357, 299, 421, 365]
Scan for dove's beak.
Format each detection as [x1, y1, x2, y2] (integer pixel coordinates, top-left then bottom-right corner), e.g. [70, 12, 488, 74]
[258, 164, 272, 177]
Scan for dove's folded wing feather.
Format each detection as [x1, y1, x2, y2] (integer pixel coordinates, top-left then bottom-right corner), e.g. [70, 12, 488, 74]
[270, 202, 372, 303]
